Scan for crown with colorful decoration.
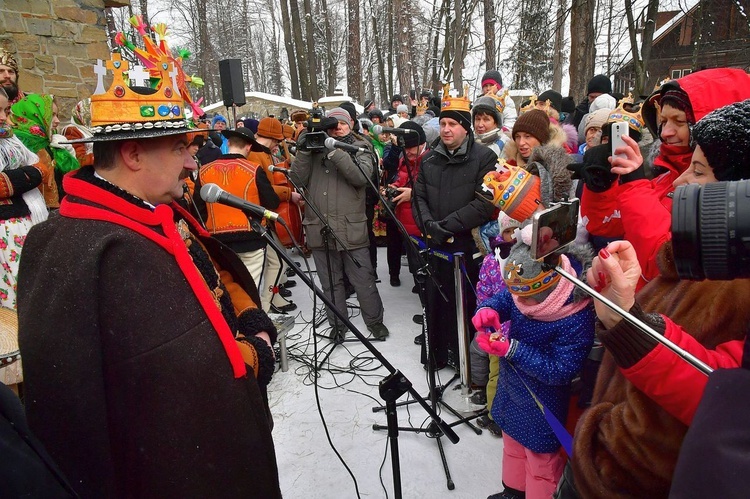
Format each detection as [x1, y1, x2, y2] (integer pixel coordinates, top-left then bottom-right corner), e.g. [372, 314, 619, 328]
[480, 164, 542, 222]
[441, 83, 471, 113]
[607, 92, 645, 135]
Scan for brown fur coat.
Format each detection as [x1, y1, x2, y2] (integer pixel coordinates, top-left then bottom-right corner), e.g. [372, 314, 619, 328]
[571, 241, 750, 498]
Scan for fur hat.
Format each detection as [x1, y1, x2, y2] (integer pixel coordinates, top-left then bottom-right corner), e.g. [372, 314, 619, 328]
[399, 121, 427, 148]
[512, 109, 551, 144]
[368, 109, 384, 121]
[256, 117, 284, 141]
[481, 69, 503, 89]
[327, 107, 353, 128]
[692, 99, 750, 181]
[290, 109, 309, 122]
[587, 75, 612, 95]
[390, 94, 403, 105]
[0, 48, 18, 74]
[472, 95, 503, 128]
[538, 90, 563, 112]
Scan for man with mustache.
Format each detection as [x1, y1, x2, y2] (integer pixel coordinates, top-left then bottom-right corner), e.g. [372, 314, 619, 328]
[17, 54, 281, 498]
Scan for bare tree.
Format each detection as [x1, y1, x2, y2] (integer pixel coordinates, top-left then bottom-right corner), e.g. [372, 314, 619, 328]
[278, 0, 301, 98]
[623, 0, 659, 96]
[346, 0, 362, 100]
[551, 0, 567, 92]
[568, 0, 596, 99]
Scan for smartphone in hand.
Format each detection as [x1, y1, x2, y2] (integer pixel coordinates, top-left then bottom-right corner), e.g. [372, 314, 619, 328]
[531, 199, 580, 260]
[610, 121, 630, 160]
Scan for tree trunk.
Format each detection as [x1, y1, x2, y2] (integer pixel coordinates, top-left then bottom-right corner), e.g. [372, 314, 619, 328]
[278, 0, 301, 98]
[451, 0, 463, 89]
[568, 0, 596, 99]
[302, 0, 319, 101]
[346, 0, 362, 100]
[394, 0, 412, 96]
[387, 0, 394, 97]
[483, 0, 496, 73]
[289, 0, 311, 99]
[368, 0, 388, 106]
[551, 0, 566, 92]
[624, 0, 659, 96]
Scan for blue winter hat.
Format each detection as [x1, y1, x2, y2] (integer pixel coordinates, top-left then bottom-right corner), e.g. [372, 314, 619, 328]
[211, 114, 227, 127]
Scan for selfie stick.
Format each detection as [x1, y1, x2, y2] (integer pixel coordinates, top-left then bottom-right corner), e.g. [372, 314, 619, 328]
[546, 261, 713, 376]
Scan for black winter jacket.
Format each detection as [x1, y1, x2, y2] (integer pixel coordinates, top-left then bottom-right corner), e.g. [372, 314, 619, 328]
[413, 135, 496, 249]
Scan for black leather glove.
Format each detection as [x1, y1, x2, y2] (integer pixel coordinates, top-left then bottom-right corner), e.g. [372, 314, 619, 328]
[295, 131, 308, 151]
[425, 220, 454, 245]
[567, 144, 617, 193]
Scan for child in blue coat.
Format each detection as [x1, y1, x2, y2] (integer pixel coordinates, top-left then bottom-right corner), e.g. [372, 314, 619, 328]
[472, 225, 595, 499]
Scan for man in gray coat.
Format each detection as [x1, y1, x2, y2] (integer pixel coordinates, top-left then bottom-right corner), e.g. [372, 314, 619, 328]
[290, 108, 389, 342]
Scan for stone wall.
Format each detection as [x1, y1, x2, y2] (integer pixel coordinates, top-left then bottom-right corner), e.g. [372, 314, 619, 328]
[0, 0, 130, 120]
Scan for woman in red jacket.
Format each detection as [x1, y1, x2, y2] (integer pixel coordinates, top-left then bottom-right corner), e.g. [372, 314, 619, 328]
[560, 98, 750, 499]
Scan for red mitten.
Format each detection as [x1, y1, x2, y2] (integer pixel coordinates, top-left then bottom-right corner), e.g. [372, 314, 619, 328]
[476, 332, 511, 357]
[472, 307, 502, 333]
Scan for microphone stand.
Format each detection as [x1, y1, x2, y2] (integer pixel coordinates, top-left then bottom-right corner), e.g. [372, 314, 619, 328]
[245, 212, 460, 499]
[359, 137, 479, 491]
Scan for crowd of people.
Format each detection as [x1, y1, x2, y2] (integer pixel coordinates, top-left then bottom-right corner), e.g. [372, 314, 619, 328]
[2, 32, 750, 498]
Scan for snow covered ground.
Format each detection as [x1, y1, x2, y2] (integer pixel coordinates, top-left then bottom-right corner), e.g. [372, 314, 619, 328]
[268, 247, 504, 499]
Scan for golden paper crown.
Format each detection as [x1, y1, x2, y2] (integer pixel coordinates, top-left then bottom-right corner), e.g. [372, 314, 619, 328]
[504, 259, 561, 297]
[480, 166, 542, 222]
[86, 52, 188, 139]
[519, 94, 538, 115]
[441, 83, 471, 114]
[607, 99, 645, 134]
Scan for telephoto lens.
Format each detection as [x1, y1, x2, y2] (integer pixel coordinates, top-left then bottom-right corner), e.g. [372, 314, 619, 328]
[672, 180, 750, 280]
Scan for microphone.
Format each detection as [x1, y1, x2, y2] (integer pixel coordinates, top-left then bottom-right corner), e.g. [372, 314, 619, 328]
[200, 183, 280, 222]
[268, 164, 289, 175]
[372, 125, 416, 135]
[324, 137, 367, 153]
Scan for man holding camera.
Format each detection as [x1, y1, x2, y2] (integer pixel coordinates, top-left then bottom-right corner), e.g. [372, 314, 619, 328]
[290, 108, 389, 341]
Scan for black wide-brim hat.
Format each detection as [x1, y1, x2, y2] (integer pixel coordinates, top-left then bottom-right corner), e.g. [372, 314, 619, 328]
[221, 126, 259, 146]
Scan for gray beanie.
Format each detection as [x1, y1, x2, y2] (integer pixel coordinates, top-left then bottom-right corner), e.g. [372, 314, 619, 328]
[472, 96, 503, 128]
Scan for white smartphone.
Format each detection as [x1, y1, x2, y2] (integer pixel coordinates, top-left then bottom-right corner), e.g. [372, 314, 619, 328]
[531, 199, 580, 260]
[610, 121, 630, 160]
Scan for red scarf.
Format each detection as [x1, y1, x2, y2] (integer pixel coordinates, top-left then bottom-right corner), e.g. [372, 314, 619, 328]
[653, 142, 693, 177]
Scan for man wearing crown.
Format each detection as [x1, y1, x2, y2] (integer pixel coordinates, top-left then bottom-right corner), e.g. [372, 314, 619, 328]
[413, 85, 497, 370]
[15, 54, 282, 498]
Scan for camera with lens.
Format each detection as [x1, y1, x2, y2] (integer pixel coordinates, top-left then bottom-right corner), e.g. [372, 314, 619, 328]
[382, 186, 400, 214]
[298, 105, 328, 153]
[672, 180, 750, 280]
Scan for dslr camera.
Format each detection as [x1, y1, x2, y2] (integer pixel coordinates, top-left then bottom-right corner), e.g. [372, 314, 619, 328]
[298, 105, 328, 153]
[382, 186, 400, 214]
[672, 180, 750, 280]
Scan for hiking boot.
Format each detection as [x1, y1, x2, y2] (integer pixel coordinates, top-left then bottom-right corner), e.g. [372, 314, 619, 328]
[470, 390, 487, 406]
[367, 322, 389, 340]
[477, 415, 503, 437]
[328, 325, 346, 343]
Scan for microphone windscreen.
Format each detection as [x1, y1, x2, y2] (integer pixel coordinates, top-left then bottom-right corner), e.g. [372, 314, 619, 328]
[200, 183, 222, 203]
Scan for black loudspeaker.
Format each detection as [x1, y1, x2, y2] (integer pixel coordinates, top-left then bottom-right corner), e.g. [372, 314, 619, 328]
[218, 59, 246, 107]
